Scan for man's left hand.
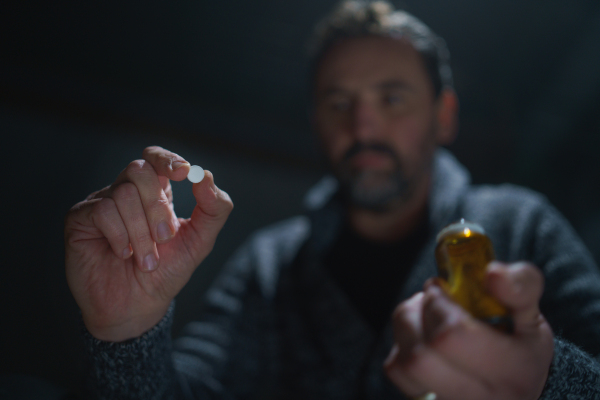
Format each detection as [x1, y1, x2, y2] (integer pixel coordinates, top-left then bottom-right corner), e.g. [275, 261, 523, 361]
[384, 262, 554, 400]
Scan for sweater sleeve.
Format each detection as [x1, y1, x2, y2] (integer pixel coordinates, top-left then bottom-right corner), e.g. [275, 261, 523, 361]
[540, 337, 600, 400]
[81, 239, 261, 400]
[470, 186, 600, 398]
[82, 302, 177, 400]
[81, 216, 310, 400]
[525, 196, 600, 398]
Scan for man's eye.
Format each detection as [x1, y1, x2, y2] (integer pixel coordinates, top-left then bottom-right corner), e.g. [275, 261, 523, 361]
[385, 93, 404, 105]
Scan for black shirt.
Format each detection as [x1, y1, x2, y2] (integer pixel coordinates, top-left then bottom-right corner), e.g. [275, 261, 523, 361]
[323, 217, 429, 333]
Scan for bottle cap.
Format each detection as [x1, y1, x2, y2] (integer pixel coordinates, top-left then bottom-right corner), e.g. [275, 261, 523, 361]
[436, 218, 485, 243]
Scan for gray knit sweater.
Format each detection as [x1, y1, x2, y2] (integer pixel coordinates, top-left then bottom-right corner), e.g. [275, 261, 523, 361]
[83, 150, 600, 399]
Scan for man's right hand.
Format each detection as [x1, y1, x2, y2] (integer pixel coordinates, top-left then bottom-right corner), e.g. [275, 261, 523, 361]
[65, 146, 233, 342]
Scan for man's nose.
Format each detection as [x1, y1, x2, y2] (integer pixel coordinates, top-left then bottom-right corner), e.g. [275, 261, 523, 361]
[350, 100, 382, 141]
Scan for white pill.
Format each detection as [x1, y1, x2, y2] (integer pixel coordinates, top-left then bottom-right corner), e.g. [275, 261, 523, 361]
[187, 165, 205, 183]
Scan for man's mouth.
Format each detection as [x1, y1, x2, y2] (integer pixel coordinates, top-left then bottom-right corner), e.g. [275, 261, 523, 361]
[348, 150, 395, 170]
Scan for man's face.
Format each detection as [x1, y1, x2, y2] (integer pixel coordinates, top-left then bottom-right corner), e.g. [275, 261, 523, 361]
[313, 36, 445, 211]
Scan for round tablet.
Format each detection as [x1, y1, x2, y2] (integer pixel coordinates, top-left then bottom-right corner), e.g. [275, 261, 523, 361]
[187, 165, 205, 183]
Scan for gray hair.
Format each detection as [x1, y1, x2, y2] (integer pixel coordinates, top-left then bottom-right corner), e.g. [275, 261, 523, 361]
[309, 1, 453, 96]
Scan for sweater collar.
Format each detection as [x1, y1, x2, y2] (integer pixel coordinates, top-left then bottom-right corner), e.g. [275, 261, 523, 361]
[303, 148, 471, 249]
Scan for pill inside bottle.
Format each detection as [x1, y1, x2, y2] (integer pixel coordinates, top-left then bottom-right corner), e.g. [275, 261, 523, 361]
[187, 165, 205, 183]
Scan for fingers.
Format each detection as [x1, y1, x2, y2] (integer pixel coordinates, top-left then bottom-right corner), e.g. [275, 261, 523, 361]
[77, 146, 225, 272]
[385, 264, 554, 400]
[111, 182, 159, 271]
[420, 285, 519, 378]
[79, 147, 182, 269]
[418, 283, 552, 394]
[91, 198, 133, 259]
[386, 293, 429, 397]
[122, 160, 176, 242]
[183, 170, 234, 261]
[386, 344, 491, 400]
[92, 145, 182, 199]
[486, 262, 545, 334]
[94, 154, 179, 249]
[384, 344, 429, 397]
[390, 292, 424, 363]
[65, 198, 133, 260]
[386, 290, 504, 399]
[160, 176, 173, 203]
[142, 145, 190, 181]
[387, 292, 492, 399]
[98, 146, 189, 249]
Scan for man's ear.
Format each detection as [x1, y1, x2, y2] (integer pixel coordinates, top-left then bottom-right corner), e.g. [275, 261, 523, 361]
[435, 88, 459, 146]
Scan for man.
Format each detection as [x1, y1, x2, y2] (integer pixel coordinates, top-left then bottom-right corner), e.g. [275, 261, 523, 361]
[64, 1, 600, 399]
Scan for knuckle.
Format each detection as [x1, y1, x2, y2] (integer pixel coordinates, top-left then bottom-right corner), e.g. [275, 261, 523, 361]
[127, 159, 145, 171]
[421, 292, 435, 313]
[133, 230, 154, 245]
[142, 146, 160, 157]
[64, 200, 88, 228]
[93, 197, 116, 219]
[513, 260, 536, 271]
[126, 159, 153, 179]
[514, 261, 544, 287]
[157, 152, 173, 169]
[149, 196, 172, 219]
[142, 146, 175, 171]
[527, 263, 544, 283]
[218, 191, 234, 211]
[86, 190, 100, 201]
[112, 229, 129, 245]
[392, 303, 409, 320]
[156, 195, 170, 208]
[393, 292, 423, 319]
[163, 183, 173, 199]
[68, 199, 87, 214]
[86, 185, 111, 201]
[525, 266, 543, 288]
[112, 182, 140, 202]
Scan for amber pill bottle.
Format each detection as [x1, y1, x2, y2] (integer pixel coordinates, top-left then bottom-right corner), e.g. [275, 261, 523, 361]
[435, 219, 513, 332]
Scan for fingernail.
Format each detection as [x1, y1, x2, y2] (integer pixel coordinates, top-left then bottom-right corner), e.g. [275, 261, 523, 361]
[122, 246, 133, 259]
[157, 221, 173, 242]
[172, 160, 189, 171]
[143, 254, 158, 272]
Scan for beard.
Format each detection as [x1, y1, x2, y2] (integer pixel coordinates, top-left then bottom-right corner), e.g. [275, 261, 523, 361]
[334, 142, 413, 212]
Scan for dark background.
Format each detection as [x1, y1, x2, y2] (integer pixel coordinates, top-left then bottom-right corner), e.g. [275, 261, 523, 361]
[1, 0, 600, 395]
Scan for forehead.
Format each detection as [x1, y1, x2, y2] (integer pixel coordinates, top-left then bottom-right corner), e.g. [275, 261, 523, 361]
[314, 36, 432, 93]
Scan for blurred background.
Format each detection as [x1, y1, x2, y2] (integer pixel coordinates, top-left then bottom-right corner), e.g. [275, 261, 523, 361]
[1, 0, 599, 396]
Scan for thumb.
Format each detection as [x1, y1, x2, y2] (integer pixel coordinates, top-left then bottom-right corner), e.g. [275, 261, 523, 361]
[183, 170, 233, 258]
[486, 261, 545, 334]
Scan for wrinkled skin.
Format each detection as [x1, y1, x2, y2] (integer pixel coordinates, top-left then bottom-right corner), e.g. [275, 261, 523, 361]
[384, 262, 553, 400]
[65, 146, 233, 342]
